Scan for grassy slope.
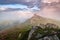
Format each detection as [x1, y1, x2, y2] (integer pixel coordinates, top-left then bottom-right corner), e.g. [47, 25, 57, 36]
[24, 14, 60, 27]
[0, 24, 32, 40]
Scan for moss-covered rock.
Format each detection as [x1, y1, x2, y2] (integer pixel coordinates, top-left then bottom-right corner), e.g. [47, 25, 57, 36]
[19, 23, 60, 40]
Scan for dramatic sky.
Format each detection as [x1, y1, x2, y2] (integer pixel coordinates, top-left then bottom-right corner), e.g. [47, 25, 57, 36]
[0, 0, 60, 23]
[0, 0, 40, 22]
[0, 0, 60, 31]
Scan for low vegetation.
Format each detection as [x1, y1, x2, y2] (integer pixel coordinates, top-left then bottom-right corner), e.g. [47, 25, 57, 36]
[0, 23, 60, 40]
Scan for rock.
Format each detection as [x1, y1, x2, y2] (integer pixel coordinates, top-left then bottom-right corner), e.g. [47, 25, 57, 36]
[27, 25, 60, 40]
[19, 23, 60, 40]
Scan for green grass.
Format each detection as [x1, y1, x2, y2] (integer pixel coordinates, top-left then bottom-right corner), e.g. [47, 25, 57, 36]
[0, 25, 32, 40]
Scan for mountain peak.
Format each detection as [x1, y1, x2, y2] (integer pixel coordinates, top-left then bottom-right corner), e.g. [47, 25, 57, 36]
[34, 14, 40, 17]
[31, 14, 42, 19]
[24, 14, 60, 27]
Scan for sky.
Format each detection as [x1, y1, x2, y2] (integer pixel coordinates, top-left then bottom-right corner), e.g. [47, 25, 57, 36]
[0, 0, 60, 30]
[0, 0, 40, 22]
[0, 0, 60, 23]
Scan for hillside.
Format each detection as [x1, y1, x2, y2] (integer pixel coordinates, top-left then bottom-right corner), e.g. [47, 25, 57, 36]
[24, 14, 60, 27]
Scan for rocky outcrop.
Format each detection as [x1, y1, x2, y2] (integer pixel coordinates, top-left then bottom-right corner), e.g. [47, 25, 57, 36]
[19, 23, 60, 40]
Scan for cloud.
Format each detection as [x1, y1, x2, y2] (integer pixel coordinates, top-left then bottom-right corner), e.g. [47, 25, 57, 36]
[0, 8, 22, 12]
[42, 0, 60, 3]
[37, 5, 60, 20]
[0, 7, 7, 11]
[0, 0, 60, 8]
[0, 0, 41, 8]
[0, 0, 34, 5]
[0, 5, 40, 12]
[0, 9, 34, 31]
[0, 7, 20, 11]
[0, 0, 60, 20]
[0, 10, 34, 23]
[36, 0, 60, 20]
[0, 0, 36, 4]
[0, 7, 23, 14]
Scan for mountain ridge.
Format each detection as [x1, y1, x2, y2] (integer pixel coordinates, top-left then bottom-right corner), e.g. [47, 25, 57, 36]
[24, 14, 60, 28]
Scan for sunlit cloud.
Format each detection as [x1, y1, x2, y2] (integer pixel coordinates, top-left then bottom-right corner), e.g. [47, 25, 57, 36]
[37, 6, 60, 20]
[42, 0, 60, 3]
[0, 7, 7, 11]
[0, 0, 60, 21]
[0, 10, 34, 23]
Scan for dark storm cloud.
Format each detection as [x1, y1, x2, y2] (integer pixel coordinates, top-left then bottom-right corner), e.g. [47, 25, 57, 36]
[0, 0, 42, 8]
[0, 0, 60, 8]
[0, 0, 33, 6]
[0, 8, 22, 12]
[0, 0, 24, 4]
